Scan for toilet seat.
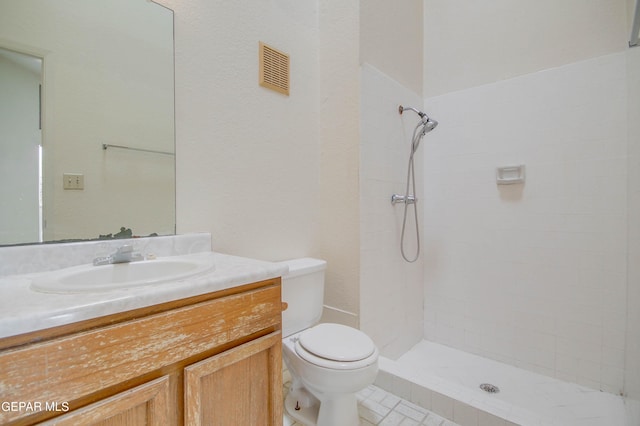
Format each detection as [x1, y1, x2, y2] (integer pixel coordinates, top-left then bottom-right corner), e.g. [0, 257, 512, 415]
[295, 323, 377, 370]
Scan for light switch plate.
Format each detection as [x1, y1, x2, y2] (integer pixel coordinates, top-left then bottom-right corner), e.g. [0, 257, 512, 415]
[63, 173, 84, 190]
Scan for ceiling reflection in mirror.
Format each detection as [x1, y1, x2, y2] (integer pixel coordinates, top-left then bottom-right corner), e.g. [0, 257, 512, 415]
[0, 0, 175, 246]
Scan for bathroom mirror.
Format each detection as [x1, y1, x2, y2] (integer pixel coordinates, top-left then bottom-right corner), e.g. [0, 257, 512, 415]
[631, 0, 640, 46]
[0, 0, 175, 246]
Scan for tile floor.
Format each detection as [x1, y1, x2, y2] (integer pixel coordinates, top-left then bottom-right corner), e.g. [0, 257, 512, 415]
[356, 385, 461, 426]
[283, 368, 460, 426]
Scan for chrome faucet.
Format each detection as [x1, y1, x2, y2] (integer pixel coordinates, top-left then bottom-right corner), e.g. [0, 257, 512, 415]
[93, 244, 143, 266]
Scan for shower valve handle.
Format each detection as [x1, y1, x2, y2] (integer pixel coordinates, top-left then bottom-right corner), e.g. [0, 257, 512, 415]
[391, 194, 417, 205]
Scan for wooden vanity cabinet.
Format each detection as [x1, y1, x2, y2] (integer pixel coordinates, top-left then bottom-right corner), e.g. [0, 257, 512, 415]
[0, 279, 283, 426]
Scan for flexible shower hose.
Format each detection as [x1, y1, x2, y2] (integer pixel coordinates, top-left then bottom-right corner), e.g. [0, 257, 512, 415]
[399, 121, 425, 263]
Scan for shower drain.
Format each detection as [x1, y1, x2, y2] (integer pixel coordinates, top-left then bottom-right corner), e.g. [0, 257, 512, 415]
[479, 383, 500, 393]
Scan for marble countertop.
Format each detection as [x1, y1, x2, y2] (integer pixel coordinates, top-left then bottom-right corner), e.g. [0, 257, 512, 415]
[0, 252, 288, 340]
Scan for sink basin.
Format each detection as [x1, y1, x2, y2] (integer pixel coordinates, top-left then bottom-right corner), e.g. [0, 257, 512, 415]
[30, 252, 216, 293]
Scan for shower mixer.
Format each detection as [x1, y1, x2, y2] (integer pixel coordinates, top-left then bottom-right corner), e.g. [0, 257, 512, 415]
[391, 194, 416, 205]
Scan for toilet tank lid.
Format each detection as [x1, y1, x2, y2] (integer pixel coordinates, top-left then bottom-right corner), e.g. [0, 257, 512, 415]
[279, 258, 326, 278]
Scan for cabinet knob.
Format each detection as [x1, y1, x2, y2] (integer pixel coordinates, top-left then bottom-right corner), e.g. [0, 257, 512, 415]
[281, 302, 288, 312]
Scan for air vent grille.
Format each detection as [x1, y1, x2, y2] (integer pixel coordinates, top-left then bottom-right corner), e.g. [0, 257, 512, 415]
[259, 42, 290, 96]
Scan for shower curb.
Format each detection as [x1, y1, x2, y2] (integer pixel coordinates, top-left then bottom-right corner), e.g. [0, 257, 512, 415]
[374, 370, 519, 426]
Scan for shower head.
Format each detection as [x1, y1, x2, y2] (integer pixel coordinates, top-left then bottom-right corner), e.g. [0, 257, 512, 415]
[422, 117, 438, 133]
[399, 105, 438, 134]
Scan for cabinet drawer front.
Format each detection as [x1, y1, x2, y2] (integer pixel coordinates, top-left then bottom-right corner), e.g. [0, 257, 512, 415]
[0, 284, 281, 424]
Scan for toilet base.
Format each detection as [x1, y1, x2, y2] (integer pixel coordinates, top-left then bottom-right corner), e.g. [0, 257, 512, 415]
[285, 391, 319, 425]
[284, 389, 359, 426]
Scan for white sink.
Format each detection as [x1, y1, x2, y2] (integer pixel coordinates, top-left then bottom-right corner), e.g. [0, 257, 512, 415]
[30, 252, 216, 293]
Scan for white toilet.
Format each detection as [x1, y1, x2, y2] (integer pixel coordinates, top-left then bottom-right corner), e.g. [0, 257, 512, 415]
[280, 258, 379, 426]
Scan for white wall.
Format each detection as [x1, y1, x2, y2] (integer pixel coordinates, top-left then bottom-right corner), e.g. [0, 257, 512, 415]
[625, 45, 640, 424]
[423, 0, 628, 97]
[360, 64, 425, 358]
[317, 0, 361, 324]
[162, 0, 321, 261]
[422, 53, 628, 393]
[161, 0, 364, 323]
[360, 0, 423, 96]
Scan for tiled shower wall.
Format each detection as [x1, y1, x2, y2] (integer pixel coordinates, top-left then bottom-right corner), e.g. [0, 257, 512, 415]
[625, 46, 640, 422]
[422, 53, 628, 394]
[360, 63, 424, 359]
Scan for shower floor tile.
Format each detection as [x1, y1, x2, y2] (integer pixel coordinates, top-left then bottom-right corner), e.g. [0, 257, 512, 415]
[378, 340, 627, 426]
[283, 368, 460, 426]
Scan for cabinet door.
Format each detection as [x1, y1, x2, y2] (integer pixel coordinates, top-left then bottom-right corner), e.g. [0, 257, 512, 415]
[40, 376, 171, 426]
[184, 331, 283, 426]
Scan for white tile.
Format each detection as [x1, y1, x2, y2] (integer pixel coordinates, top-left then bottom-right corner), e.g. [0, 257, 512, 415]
[394, 401, 428, 422]
[378, 341, 626, 425]
[360, 64, 425, 359]
[358, 385, 377, 400]
[417, 51, 629, 394]
[398, 418, 421, 426]
[359, 404, 387, 424]
[423, 412, 448, 426]
[477, 411, 507, 426]
[381, 393, 402, 409]
[392, 376, 413, 400]
[361, 397, 392, 418]
[352, 383, 464, 426]
[376, 369, 395, 391]
[410, 383, 432, 409]
[379, 410, 407, 426]
[431, 392, 454, 420]
[600, 365, 624, 393]
[453, 401, 479, 426]
[575, 358, 603, 383]
[369, 386, 394, 404]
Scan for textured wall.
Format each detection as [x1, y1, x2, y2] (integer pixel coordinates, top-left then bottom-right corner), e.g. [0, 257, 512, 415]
[317, 0, 361, 322]
[360, 0, 423, 96]
[423, 0, 628, 97]
[163, 0, 321, 260]
[163, 0, 363, 322]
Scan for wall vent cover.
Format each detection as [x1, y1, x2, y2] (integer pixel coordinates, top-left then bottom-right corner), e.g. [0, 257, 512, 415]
[259, 41, 290, 96]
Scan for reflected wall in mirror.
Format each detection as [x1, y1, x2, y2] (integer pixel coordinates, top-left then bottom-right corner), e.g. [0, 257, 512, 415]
[0, 0, 175, 246]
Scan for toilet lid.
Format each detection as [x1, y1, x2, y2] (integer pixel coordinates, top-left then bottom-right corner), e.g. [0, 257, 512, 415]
[298, 323, 376, 362]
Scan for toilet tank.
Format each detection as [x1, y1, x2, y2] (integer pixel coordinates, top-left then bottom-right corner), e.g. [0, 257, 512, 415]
[279, 258, 326, 338]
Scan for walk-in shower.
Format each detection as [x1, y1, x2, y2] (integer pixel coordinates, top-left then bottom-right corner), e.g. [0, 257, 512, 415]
[391, 105, 438, 263]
